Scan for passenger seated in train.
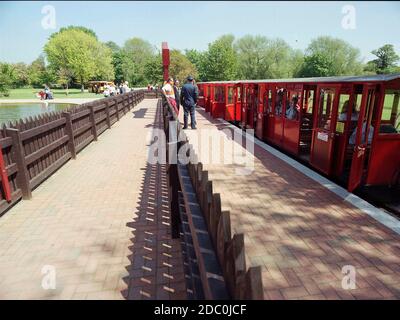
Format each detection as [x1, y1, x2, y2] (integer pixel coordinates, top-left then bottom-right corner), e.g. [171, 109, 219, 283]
[286, 96, 300, 120]
[338, 100, 359, 121]
[348, 122, 374, 145]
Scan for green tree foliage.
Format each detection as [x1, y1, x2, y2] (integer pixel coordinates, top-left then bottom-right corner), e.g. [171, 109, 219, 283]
[44, 28, 114, 91]
[298, 36, 363, 77]
[27, 55, 55, 87]
[143, 54, 163, 85]
[202, 34, 237, 81]
[169, 49, 198, 83]
[0, 63, 16, 96]
[50, 26, 98, 40]
[366, 44, 400, 74]
[234, 35, 303, 79]
[12, 63, 29, 87]
[185, 49, 207, 81]
[122, 38, 156, 86]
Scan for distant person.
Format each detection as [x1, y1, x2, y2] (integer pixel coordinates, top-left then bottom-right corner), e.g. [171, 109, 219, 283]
[180, 75, 198, 129]
[174, 80, 181, 114]
[162, 77, 178, 112]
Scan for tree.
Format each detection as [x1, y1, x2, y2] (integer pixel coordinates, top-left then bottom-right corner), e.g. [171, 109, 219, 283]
[122, 38, 156, 86]
[27, 55, 52, 87]
[297, 52, 333, 77]
[202, 34, 237, 81]
[143, 54, 163, 85]
[0, 63, 16, 96]
[49, 26, 98, 40]
[298, 36, 363, 77]
[367, 44, 400, 74]
[169, 49, 198, 83]
[12, 62, 29, 87]
[44, 28, 113, 91]
[185, 49, 207, 81]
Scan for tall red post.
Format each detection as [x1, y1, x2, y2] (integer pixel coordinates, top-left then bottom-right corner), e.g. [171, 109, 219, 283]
[162, 42, 170, 81]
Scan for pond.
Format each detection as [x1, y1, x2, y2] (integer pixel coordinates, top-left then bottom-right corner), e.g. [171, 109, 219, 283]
[0, 103, 75, 126]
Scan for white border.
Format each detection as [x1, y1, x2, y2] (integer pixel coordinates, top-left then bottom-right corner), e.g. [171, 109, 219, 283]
[215, 117, 400, 235]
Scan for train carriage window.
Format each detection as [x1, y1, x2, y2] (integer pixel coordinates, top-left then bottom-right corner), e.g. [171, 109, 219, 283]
[380, 90, 400, 134]
[237, 87, 241, 101]
[214, 86, 224, 102]
[264, 90, 272, 113]
[275, 88, 285, 117]
[318, 89, 335, 130]
[303, 90, 314, 114]
[336, 94, 350, 133]
[286, 91, 301, 121]
[227, 87, 233, 104]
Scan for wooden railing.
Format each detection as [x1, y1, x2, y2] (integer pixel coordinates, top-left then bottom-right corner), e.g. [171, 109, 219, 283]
[0, 90, 144, 215]
[161, 93, 264, 300]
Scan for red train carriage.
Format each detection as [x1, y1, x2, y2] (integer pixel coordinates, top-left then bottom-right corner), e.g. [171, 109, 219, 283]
[198, 74, 400, 192]
[197, 83, 205, 107]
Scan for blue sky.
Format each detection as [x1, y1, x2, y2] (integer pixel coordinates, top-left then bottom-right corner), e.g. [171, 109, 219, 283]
[0, 1, 399, 64]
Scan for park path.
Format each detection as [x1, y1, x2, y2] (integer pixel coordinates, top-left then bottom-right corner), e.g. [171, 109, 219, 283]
[0, 98, 186, 300]
[181, 106, 400, 300]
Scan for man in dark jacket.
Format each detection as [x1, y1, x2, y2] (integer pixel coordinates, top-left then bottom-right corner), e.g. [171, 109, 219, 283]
[180, 75, 198, 129]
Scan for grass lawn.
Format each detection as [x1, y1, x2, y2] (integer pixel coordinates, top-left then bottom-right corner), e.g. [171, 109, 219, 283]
[0, 88, 101, 100]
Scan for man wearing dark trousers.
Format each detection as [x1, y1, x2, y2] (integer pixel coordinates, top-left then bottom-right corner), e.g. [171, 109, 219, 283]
[180, 75, 198, 129]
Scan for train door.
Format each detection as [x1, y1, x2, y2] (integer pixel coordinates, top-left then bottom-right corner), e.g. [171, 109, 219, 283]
[255, 84, 266, 139]
[207, 85, 214, 113]
[272, 86, 287, 146]
[348, 84, 377, 192]
[225, 85, 235, 121]
[283, 85, 303, 155]
[233, 84, 242, 123]
[212, 85, 225, 118]
[310, 85, 340, 175]
[241, 84, 248, 128]
[247, 85, 258, 129]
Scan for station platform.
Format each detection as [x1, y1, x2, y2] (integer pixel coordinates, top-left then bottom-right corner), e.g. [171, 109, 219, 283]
[180, 106, 400, 299]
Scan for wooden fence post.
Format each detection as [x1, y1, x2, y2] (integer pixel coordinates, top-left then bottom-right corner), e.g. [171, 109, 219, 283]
[61, 111, 77, 159]
[115, 101, 120, 121]
[88, 105, 98, 141]
[6, 128, 31, 199]
[105, 102, 111, 129]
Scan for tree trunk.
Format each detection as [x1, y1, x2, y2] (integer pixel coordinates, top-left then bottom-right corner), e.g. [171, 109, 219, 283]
[66, 83, 69, 96]
[81, 78, 84, 92]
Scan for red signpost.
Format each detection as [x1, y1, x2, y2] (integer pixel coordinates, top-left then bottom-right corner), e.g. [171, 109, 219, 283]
[162, 42, 170, 81]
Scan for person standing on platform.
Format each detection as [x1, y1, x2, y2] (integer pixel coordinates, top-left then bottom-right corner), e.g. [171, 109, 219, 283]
[173, 80, 181, 114]
[180, 75, 198, 129]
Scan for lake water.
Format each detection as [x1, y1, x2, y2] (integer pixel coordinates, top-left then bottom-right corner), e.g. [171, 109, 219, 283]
[0, 103, 74, 126]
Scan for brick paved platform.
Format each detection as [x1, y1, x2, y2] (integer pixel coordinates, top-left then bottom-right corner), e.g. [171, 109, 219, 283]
[181, 106, 400, 300]
[0, 99, 186, 300]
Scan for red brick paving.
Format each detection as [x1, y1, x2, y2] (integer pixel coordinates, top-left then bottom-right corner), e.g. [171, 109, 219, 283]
[181, 106, 400, 300]
[0, 99, 186, 300]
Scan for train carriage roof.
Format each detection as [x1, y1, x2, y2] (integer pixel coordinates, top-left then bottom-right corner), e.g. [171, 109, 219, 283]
[198, 73, 400, 85]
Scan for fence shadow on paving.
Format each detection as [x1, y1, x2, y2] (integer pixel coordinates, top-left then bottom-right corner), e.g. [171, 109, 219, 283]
[162, 93, 264, 300]
[0, 90, 145, 217]
[122, 99, 188, 300]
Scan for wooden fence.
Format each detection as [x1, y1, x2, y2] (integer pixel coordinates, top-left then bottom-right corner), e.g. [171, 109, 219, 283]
[0, 90, 144, 215]
[161, 93, 264, 300]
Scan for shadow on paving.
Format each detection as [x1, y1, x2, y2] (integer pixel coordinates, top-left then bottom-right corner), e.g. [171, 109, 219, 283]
[121, 100, 187, 300]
